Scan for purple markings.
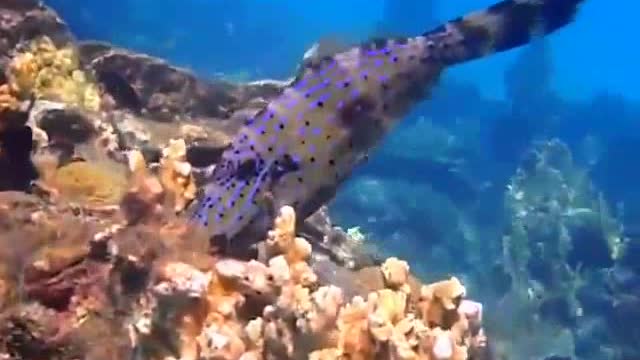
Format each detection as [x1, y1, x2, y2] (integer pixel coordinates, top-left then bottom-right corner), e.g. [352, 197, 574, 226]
[337, 100, 345, 109]
[310, 93, 331, 108]
[262, 111, 275, 123]
[312, 127, 322, 136]
[295, 78, 308, 90]
[298, 127, 306, 137]
[304, 79, 331, 98]
[286, 98, 299, 109]
[366, 48, 387, 57]
[227, 182, 247, 209]
[374, 59, 384, 67]
[320, 60, 337, 75]
[296, 60, 336, 92]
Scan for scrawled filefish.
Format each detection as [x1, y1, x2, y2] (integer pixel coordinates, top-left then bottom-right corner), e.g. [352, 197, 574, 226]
[190, 0, 586, 247]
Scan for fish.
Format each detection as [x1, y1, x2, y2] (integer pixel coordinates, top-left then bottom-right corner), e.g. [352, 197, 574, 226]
[190, 0, 586, 249]
[94, 70, 143, 114]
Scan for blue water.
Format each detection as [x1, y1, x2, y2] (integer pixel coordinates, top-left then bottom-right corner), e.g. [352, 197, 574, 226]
[48, 0, 639, 101]
[43, 1, 640, 359]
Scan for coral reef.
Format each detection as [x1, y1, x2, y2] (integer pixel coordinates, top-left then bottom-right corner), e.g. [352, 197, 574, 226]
[0, 3, 495, 359]
[77, 41, 288, 122]
[497, 138, 639, 359]
[0, 187, 491, 360]
[8, 36, 101, 111]
[0, 0, 72, 68]
[158, 138, 197, 213]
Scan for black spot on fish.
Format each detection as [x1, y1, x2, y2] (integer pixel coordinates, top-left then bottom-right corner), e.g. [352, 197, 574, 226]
[270, 153, 300, 182]
[95, 70, 143, 114]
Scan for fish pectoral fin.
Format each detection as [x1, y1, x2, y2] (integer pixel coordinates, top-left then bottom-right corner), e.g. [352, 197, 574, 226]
[255, 189, 277, 219]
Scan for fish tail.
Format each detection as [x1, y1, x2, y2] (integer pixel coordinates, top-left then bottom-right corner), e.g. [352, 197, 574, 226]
[423, 0, 585, 66]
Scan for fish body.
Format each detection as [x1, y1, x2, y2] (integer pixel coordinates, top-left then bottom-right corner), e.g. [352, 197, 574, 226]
[191, 0, 586, 247]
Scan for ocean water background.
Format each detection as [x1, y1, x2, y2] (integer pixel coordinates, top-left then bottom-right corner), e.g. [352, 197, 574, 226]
[43, 1, 640, 358]
[45, 0, 637, 101]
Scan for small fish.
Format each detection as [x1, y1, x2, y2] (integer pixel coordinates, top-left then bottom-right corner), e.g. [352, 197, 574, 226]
[190, 0, 586, 248]
[95, 70, 143, 114]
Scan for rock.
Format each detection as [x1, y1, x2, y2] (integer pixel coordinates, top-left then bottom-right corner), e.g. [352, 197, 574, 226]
[77, 41, 287, 123]
[0, 0, 72, 66]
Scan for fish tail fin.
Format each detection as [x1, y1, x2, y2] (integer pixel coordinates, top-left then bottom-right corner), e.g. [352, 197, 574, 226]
[423, 0, 585, 66]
